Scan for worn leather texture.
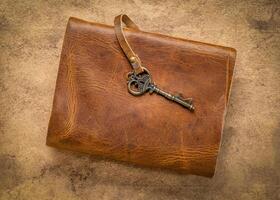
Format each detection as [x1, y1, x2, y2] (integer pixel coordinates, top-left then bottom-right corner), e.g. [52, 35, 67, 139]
[46, 17, 236, 177]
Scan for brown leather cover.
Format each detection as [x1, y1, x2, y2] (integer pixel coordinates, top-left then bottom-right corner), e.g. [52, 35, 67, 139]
[46, 17, 236, 177]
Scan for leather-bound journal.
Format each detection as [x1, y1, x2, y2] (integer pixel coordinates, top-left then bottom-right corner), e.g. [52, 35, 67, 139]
[46, 15, 236, 177]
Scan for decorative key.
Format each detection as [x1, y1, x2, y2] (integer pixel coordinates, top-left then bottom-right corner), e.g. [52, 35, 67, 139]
[127, 68, 195, 112]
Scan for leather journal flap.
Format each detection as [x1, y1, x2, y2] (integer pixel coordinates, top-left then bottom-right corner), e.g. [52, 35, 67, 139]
[47, 17, 236, 177]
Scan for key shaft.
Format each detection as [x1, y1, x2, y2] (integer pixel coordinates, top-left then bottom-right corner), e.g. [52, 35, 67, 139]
[150, 84, 195, 112]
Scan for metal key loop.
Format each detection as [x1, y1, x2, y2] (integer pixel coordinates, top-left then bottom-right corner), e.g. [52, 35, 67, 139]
[127, 68, 152, 96]
[127, 68, 195, 112]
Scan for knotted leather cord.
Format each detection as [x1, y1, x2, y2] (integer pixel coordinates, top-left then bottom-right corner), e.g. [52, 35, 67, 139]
[114, 14, 145, 75]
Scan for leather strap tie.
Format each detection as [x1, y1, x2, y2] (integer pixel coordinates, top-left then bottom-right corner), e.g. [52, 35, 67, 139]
[114, 14, 145, 75]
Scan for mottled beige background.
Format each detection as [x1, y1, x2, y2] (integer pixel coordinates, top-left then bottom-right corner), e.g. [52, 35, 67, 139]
[1, 0, 280, 199]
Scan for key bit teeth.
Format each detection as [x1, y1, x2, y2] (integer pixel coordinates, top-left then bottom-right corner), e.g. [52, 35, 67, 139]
[185, 98, 193, 104]
[178, 96, 193, 104]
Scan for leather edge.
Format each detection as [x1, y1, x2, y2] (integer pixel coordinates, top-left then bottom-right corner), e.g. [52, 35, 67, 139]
[46, 17, 73, 147]
[212, 48, 237, 177]
[68, 17, 237, 58]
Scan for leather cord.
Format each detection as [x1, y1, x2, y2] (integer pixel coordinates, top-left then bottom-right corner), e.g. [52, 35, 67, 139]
[114, 14, 145, 75]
